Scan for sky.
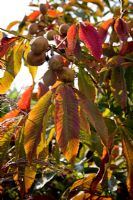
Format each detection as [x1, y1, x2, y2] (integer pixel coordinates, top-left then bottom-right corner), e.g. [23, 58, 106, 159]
[0, 0, 47, 92]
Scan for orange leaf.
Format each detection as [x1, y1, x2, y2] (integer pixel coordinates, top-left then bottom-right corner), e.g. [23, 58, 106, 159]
[79, 22, 102, 59]
[26, 10, 40, 22]
[98, 18, 114, 42]
[47, 10, 63, 18]
[114, 17, 129, 41]
[24, 90, 52, 162]
[66, 24, 80, 57]
[122, 127, 133, 199]
[0, 37, 18, 58]
[17, 86, 33, 111]
[55, 85, 80, 162]
[0, 109, 20, 122]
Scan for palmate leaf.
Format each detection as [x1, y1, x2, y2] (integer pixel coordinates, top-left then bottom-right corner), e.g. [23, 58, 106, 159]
[54, 85, 80, 162]
[79, 21, 102, 59]
[121, 127, 133, 199]
[76, 90, 108, 147]
[24, 90, 52, 162]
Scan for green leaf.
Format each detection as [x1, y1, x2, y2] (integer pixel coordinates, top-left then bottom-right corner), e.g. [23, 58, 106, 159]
[55, 85, 80, 162]
[24, 90, 52, 162]
[111, 66, 127, 110]
[77, 90, 109, 147]
[78, 68, 96, 101]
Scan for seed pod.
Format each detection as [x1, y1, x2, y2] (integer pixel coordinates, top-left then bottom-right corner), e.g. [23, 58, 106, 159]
[48, 54, 64, 71]
[30, 36, 49, 55]
[59, 24, 69, 36]
[28, 23, 39, 35]
[58, 67, 75, 82]
[39, 4, 48, 15]
[114, 17, 128, 41]
[46, 30, 57, 40]
[27, 51, 46, 66]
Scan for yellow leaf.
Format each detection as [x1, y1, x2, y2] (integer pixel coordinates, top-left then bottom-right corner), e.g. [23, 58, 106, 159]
[6, 21, 20, 30]
[0, 71, 14, 94]
[24, 166, 36, 193]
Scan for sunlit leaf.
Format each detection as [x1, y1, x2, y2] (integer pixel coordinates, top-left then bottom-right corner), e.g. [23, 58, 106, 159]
[26, 10, 40, 22]
[6, 21, 20, 30]
[47, 10, 63, 18]
[17, 86, 33, 111]
[79, 22, 102, 59]
[121, 0, 128, 8]
[0, 109, 20, 122]
[111, 66, 127, 110]
[98, 18, 114, 42]
[55, 85, 80, 162]
[24, 90, 52, 162]
[0, 36, 18, 58]
[122, 127, 133, 199]
[24, 166, 36, 193]
[66, 24, 80, 58]
[0, 71, 14, 94]
[78, 68, 96, 101]
[76, 90, 109, 146]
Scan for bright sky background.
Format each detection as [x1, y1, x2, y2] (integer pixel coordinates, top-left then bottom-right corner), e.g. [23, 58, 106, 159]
[0, 0, 46, 92]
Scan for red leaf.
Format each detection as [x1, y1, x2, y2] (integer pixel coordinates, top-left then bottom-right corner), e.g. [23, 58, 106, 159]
[120, 41, 133, 55]
[47, 10, 63, 18]
[55, 85, 80, 162]
[66, 24, 80, 57]
[98, 18, 114, 42]
[79, 22, 102, 59]
[0, 37, 18, 58]
[26, 11, 40, 22]
[17, 86, 33, 111]
[114, 17, 129, 41]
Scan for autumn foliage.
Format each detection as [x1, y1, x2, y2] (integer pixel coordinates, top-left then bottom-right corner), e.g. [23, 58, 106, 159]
[0, 0, 133, 199]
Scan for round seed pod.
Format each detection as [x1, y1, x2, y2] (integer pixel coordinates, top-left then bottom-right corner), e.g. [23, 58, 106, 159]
[46, 30, 57, 40]
[58, 67, 75, 82]
[39, 4, 48, 15]
[27, 51, 46, 66]
[28, 23, 39, 35]
[59, 24, 69, 36]
[30, 36, 49, 55]
[48, 54, 64, 71]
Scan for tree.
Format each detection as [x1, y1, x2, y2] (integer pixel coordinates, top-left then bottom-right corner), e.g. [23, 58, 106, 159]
[0, 0, 133, 199]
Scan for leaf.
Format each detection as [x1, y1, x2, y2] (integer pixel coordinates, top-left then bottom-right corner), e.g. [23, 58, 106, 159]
[0, 36, 18, 58]
[78, 68, 96, 101]
[24, 166, 36, 193]
[55, 85, 80, 162]
[111, 66, 127, 110]
[26, 10, 40, 22]
[120, 41, 133, 55]
[0, 109, 20, 122]
[66, 24, 79, 58]
[24, 90, 52, 162]
[121, 127, 133, 199]
[125, 67, 133, 100]
[76, 90, 108, 146]
[114, 17, 128, 41]
[47, 10, 63, 18]
[121, 0, 128, 8]
[98, 18, 114, 42]
[17, 86, 33, 111]
[0, 71, 14, 94]
[79, 22, 102, 59]
[6, 21, 20, 30]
